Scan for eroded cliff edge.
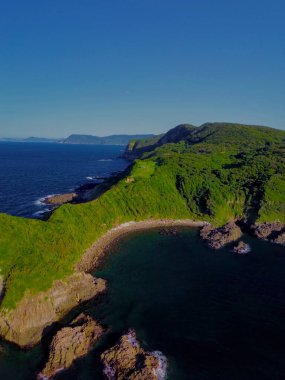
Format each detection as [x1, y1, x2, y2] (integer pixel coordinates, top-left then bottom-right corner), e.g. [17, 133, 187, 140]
[0, 272, 106, 348]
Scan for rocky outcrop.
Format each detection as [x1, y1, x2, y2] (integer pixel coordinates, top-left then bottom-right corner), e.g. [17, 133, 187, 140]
[43, 193, 78, 205]
[252, 223, 285, 245]
[273, 232, 285, 245]
[101, 329, 167, 380]
[233, 241, 251, 254]
[200, 221, 242, 249]
[0, 273, 106, 348]
[38, 313, 104, 379]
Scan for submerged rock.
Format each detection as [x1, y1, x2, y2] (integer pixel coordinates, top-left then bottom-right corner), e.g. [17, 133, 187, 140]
[200, 221, 242, 250]
[0, 272, 106, 348]
[252, 223, 285, 246]
[38, 313, 104, 380]
[101, 329, 167, 380]
[159, 227, 180, 236]
[233, 241, 251, 254]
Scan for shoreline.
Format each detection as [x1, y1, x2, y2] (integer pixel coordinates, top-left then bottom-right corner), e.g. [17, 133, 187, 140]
[76, 219, 209, 272]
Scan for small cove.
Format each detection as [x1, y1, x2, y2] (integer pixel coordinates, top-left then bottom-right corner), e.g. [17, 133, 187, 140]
[0, 227, 285, 379]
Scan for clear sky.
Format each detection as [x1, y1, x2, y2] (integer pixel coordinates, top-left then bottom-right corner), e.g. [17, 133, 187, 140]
[0, 0, 284, 138]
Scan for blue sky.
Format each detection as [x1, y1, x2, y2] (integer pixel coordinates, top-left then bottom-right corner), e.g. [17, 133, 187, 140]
[0, 0, 284, 137]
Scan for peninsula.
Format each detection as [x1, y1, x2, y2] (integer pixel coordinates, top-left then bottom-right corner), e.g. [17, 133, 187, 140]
[0, 122, 285, 348]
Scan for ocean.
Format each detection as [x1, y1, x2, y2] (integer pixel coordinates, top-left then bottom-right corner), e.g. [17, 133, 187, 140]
[0, 142, 129, 218]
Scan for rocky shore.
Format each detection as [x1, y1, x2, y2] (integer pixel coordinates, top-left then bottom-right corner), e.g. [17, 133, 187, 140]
[38, 313, 104, 379]
[42, 171, 126, 209]
[43, 193, 78, 205]
[101, 329, 167, 380]
[252, 222, 285, 245]
[200, 221, 242, 249]
[0, 272, 106, 348]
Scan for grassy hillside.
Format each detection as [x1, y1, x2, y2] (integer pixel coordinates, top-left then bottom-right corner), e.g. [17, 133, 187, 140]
[0, 122, 285, 310]
[124, 124, 197, 158]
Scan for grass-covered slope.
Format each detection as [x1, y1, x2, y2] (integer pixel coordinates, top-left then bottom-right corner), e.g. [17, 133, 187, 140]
[124, 124, 196, 158]
[0, 122, 285, 310]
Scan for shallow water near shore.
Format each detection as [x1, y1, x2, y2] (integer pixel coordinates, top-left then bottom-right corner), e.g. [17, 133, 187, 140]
[1, 228, 285, 379]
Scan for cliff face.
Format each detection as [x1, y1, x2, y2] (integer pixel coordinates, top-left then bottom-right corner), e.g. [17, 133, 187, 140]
[0, 272, 106, 348]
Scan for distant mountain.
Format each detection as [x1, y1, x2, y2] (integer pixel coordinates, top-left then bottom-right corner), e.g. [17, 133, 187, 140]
[0, 137, 60, 143]
[62, 134, 154, 145]
[24, 137, 61, 143]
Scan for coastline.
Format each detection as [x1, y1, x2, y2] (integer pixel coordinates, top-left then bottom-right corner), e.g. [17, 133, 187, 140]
[0, 219, 207, 348]
[76, 219, 209, 272]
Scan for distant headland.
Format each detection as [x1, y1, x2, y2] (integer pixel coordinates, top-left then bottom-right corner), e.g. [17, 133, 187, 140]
[0, 133, 154, 145]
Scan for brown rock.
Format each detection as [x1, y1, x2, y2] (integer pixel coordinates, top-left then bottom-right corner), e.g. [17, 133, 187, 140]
[233, 241, 251, 254]
[273, 232, 285, 245]
[101, 329, 167, 380]
[38, 313, 104, 379]
[252, 223, 285, 245]
[0, 272, 106, 348]
[200, 221, 242, 249]
[43, 193, 77, 205]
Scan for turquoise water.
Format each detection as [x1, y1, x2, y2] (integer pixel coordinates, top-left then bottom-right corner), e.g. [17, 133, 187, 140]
[0, 228, 285, 379]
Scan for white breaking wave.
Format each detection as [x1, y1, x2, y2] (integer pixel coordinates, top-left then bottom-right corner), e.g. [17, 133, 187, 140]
[34, 194, 59, 206]
[32, 208, 51, 217]
[151, 351, 168, 380]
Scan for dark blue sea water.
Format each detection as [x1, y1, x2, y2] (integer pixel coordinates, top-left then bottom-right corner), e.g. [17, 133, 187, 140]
[0, 142, 129, 218]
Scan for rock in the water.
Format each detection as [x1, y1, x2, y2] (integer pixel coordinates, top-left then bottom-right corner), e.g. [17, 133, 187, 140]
[0, 272, 106, 348]
[38, 313, 104, 380]
[252, 223, 285, 246]
[273, 232, 285, 245]
[101, 329, 167, 380]
[200, 221, 242, 249]
[233, 241, 251, 254]
[159, 228, 180, 236]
